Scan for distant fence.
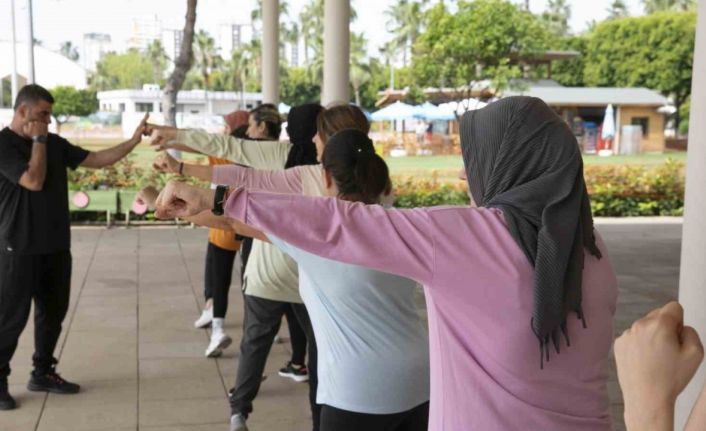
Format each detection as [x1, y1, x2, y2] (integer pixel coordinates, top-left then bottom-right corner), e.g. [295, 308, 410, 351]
[666, 138, 688, 151]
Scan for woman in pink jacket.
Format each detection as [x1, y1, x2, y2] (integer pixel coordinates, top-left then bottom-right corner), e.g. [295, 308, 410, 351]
[156, 97, 618, 431]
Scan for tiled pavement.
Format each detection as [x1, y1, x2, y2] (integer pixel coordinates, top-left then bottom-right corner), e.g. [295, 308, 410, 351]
[1, 220, 682, 431]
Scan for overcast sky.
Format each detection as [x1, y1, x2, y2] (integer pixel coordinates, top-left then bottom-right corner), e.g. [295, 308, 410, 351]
[0, 0, 646, 58]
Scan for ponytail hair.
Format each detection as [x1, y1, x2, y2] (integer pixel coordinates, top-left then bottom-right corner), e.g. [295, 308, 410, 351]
[321, 129, 391, 204]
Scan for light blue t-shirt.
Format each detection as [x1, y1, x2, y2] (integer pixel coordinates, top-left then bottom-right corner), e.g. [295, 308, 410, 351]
[269, 235, 430, 414]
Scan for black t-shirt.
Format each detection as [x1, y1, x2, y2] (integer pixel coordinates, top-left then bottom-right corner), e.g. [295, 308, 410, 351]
[0, 127, 90, 255]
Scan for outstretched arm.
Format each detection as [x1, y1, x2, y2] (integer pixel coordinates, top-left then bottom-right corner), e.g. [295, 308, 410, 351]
[149, 125, 289, 169]
[81, 113, 149, 169]
[153, 181, 435, 284]
[211, 164, 304, 194]
[225, 188, 435, 285]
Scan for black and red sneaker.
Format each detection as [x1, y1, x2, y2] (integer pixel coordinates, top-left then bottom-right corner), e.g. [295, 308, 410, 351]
[28, 370, 80, 394]
[277, 361, 309, 383]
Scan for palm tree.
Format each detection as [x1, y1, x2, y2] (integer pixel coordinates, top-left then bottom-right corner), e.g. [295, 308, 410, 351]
[193, 30, 220, 90]
[163, 0, 197, 127]
[251, 0, 290, 37]
[301, 0, 357, 77]
[145, 39, 169, 85]
[384, 0, 428, 67]
[349, 33, 370, 106]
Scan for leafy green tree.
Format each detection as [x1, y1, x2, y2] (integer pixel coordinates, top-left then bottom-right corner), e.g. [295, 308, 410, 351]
[413, 0, 549, 103]
[642, 0, 695, 13]
[584, 11, 696, 133]
[550, 35, 587, 87]
[281, 67, 320, 106]
[50, 86, 97, 132]
[90, 49, 153, 90]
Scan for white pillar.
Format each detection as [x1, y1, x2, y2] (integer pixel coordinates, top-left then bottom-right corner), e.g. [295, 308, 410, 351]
[676, 1, 706, 428]
[26, 0, 35, 84]
[322, 0, 350, 105]
[10, 0, 18, 103]
[261, 0, 279, 104]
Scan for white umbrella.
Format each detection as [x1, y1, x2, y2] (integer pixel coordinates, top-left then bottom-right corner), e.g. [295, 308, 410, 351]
[601, 104, 616, 140]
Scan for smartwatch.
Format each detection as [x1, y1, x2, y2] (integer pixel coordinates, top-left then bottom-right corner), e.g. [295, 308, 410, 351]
[32, 135, 48, 144]
[212, 185, 229, 216]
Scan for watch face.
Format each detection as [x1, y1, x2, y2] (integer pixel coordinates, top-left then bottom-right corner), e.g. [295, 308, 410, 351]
[34, 135, 48, 144]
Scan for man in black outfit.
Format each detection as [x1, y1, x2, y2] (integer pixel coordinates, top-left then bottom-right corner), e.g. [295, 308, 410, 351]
[0, 84, 149, 410]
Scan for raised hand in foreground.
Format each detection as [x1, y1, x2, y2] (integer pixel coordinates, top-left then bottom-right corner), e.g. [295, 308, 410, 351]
[615, 301, 704, 431]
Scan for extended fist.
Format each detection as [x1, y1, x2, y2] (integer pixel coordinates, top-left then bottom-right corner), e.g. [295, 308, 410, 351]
[153, 153, 180, 174]
[154, 180, 213, 220]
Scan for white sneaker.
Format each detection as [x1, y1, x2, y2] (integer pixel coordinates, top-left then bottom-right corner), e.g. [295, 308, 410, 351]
[230, 414, 249, 431]
[205, 332, 232, 358]
[194, 307, 213, 329]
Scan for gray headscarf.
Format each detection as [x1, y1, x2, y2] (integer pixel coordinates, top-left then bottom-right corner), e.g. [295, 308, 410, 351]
[460, 96, 602, 368]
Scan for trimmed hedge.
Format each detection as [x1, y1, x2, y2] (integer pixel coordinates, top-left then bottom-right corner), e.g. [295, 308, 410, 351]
[67, 158, 685, 218]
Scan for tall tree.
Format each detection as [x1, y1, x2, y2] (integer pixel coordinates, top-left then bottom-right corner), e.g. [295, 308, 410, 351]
[413, 0, 549, 111]
[584, 11, 696, 133]
[193, 30, 220, 90]
[59, 41, 79, 61]
[384, 0, 429, 67]
[642, 0, 695, 13]
[541, 0, 571, 36]
[349, 33, 370, 106]
[145, 39, 169, 85]
[299, 0, 357, 77]
[607, 0, 630, 19]
[162, 0, 197, 127]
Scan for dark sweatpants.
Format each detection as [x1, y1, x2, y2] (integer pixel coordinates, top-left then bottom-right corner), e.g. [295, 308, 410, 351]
[229, 294, 320, 431]
[0, 250, 72, 380]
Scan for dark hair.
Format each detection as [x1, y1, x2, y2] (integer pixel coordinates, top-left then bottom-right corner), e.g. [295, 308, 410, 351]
[14, 84, 54, 110]
[317, 104, 370, 145]
[321, 129, 391, 205]
[250, 103, 282, 139]
[285, 103, 323, 169]
[230, 124, 249, 139]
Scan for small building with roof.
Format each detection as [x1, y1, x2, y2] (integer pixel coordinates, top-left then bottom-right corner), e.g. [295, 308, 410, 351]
[504, 84, 670, 153]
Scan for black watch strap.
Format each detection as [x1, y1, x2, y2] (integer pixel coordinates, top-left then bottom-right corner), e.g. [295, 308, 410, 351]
[33, 135, 48, 144]
[212, 185, 228, 216]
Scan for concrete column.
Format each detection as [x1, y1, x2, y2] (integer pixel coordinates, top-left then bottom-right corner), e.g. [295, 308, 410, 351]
[26, 0, 35, 84]
[676, 1, 706, 428]
[10, 0, 18, 103]
[322, 0, 350, 105]
[261, 0, 279, 104]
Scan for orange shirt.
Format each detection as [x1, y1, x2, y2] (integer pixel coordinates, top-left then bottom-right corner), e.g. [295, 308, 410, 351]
[207, 157, 241, 251]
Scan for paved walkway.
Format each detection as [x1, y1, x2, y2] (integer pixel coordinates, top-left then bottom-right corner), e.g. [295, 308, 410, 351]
[1, 221, 682, 431]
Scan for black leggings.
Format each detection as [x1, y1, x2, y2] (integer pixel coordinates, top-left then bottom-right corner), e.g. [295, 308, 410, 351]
[320, 402, 429, 431]
[203, 242, 237, 318]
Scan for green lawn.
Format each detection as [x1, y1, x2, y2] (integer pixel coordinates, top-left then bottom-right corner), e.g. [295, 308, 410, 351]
[73, 138, 687, 180]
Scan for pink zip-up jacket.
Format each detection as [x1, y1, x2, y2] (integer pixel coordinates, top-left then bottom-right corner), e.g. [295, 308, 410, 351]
[225, 189, 618, 431]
